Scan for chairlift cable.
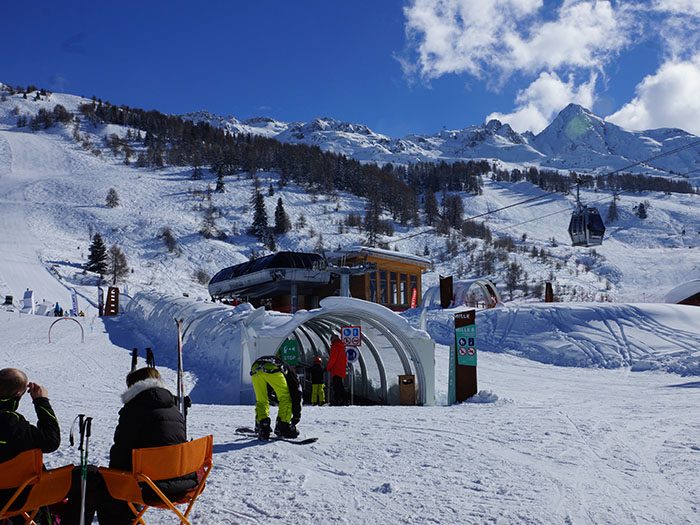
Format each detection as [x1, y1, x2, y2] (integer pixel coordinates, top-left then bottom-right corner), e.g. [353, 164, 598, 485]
[387, 139, 700, 246]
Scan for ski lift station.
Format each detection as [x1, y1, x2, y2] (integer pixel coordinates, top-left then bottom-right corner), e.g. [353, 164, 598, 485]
[126, 293, 436, 406]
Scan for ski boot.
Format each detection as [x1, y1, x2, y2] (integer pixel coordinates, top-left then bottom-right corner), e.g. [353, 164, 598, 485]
[257, 417, 271, 440]
[274, 418, 299, 439]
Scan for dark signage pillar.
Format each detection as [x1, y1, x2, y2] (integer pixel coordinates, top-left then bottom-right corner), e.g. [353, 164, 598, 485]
[454, 310, 477, 402]
[440, 275, 454, 309]
[545, 281, 554, 303]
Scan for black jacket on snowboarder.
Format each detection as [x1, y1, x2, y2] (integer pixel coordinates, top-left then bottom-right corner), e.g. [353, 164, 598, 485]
[0, 396, 60, 463]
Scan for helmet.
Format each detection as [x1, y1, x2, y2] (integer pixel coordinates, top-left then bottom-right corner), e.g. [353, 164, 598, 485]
[314, 356, 322, 364]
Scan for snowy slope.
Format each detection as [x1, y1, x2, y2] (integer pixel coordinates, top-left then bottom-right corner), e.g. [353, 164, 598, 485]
[3, 306, 699, 524]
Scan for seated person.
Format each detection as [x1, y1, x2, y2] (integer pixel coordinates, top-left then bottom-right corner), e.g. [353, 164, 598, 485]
[0, 368, 60, 516]
[61, 367, 197, 525]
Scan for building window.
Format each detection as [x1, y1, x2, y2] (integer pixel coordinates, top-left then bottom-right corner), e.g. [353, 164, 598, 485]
[400, 274, 407, 304]
[390, 272, 398, 304]
[369, 272, 377, 302]
[379, 271, 387, 304]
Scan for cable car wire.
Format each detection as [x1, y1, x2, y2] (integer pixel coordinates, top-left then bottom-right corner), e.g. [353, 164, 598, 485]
[387, 137, 700, 246]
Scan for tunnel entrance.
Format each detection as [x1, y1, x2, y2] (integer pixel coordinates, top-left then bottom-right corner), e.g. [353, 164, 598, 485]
[251, 298, 435, 406]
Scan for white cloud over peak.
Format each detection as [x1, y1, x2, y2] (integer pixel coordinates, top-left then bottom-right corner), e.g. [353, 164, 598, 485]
[606, 55, 700, 135]
[403, 0, 632, 80]
[487, 72, 597, 133]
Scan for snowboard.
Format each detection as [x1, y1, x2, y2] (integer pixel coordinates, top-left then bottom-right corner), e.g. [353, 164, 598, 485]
[235, 427, 318, 445]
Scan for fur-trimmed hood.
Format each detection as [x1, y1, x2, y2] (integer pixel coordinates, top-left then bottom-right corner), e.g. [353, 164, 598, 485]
[121, 377, 170, 404]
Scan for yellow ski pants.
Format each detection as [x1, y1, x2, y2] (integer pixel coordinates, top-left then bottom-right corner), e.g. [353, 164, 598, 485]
[311, 383, 325, 405]
[251, 370, 292, 424]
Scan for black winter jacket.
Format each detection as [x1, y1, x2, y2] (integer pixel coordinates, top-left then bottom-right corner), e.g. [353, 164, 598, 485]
[309, 363, 324, 384]
[109, 378, 187, 471]
[0, 396, 60, 464]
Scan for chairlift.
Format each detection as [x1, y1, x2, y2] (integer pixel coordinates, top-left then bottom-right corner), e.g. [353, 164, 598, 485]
[568, 180, 605, 247]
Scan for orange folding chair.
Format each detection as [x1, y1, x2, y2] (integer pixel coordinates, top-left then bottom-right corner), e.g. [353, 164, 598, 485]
[98, 435, 213, 525]
[0, 449, 73, 525]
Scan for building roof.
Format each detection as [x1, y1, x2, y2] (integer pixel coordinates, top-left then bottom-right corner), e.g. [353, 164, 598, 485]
[664, 279, 700, 304]
[326, 245, 432, 269]
[209, 252, 324, 285]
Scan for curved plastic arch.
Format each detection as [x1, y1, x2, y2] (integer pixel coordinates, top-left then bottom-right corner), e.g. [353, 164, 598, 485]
[48, 317, 85, 344]
[268, 299, 430, 405]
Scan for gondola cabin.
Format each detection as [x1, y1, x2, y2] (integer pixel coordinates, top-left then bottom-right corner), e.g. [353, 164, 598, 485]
[568, 205, 605, 247]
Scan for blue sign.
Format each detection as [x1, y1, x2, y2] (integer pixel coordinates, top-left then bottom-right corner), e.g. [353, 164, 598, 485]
[346, 346, 359, 363]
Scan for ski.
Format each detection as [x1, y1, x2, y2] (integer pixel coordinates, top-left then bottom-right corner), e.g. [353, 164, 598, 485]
[175, 318, 186, 428]
[235, 427, 318, 445]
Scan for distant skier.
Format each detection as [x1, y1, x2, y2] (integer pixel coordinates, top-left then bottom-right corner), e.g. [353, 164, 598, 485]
[308, 356, 326, 406]
[250, 356, 301, 440]
[327, 335, 348, 406]
[146, 347, 155, 368]
[131, 347, 138, 372]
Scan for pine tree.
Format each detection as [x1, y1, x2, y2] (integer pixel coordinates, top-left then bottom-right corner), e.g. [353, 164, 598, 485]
[268, 183, 275, 197]
[215, 172, 225, 193]
[86, 233, 108, 275]
[635, 201, 648, 219]
[505, 261, 523, 299]
[364, 198, 382, 247]
[314, 232, 325, 252]
[424, 191, 439, 226]
[251, 190, 269, 240]
[107, 245, 129, 285]
[105, 188, 120, 208]
[295, 213, 307, 230]
[191, 166, 203, 180]
[273, 198, 291, 235]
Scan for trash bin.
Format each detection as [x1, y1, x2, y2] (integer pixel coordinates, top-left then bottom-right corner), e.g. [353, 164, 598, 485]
[399, 374, 416, 406]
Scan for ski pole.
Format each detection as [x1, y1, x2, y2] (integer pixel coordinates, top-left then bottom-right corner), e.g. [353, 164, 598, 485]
[79, 416, 92, 525]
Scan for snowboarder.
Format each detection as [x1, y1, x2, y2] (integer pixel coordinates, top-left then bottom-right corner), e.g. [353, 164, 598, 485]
[308, 356, 326, 406]
[250, 356, 301, 440]
[327, 335, 347, 406]
[146, 347, 155, 368]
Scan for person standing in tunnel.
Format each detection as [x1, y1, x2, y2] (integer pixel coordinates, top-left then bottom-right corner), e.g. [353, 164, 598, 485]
[327, 335, 347, 406]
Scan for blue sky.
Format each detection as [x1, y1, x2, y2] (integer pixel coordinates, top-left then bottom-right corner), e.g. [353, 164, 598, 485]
[2, 1, 700, 137]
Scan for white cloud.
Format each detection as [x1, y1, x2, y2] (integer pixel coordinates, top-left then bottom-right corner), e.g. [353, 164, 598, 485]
[606, 55, 700, 134]
[403, 0, 632, 80]
[653, 0, 700, 16]
[487, 71, 597, 133]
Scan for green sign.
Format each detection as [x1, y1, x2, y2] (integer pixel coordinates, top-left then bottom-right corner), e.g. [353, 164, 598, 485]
[278, 339, 300, 366]
[455, 323, 477, 366]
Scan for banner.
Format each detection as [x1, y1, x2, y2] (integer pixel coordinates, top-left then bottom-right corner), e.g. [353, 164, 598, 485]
[97, 286, 104, 316]
[71, 288, 79, 316]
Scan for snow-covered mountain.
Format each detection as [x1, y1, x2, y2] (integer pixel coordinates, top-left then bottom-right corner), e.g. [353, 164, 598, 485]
[185, 104, 700, 182]
[0, 82, 699, 310]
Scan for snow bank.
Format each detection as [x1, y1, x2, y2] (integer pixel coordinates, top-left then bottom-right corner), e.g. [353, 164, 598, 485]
[415, 303, 700, 376]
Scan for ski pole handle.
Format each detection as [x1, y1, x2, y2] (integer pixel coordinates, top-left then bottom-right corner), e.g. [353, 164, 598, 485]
[85, 417, 92, 438]
[78, 414, 85, 450]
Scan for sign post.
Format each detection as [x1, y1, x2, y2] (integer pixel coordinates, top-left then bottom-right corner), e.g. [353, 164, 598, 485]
[452, 310, 477, 402]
